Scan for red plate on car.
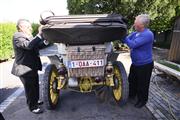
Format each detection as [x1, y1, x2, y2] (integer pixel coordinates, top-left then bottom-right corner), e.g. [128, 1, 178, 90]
[67, 59, 104, 68]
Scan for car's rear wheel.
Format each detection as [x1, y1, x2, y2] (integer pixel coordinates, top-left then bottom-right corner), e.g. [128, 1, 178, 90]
[111, 61, 129, 106]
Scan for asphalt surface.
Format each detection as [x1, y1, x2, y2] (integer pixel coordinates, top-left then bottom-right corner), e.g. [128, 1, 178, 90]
[0, 60, 22, 89]
[0, 87, 18, 104]
[0, 59, 22, 104]
[1, 54, 156, 120]
[2, 90, 156, 120]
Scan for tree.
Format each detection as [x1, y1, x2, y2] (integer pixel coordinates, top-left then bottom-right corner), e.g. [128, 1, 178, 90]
[67, 0, 179, 31]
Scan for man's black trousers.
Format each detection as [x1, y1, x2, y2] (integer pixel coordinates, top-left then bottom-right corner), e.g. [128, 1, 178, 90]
[0, 112, 5, 120]
[128, 62, 154, 104]
[19, 71, 39, 111]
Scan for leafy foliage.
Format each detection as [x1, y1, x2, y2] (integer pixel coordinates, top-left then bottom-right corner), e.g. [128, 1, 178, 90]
[0, 23, 16, 60]
[32, 23, 40, 36]
[67, 0, 180, 31]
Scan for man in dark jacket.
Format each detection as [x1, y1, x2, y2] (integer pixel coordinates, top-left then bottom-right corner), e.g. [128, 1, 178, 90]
[123, 14, 154, 108]
[11, 19, 48, 114]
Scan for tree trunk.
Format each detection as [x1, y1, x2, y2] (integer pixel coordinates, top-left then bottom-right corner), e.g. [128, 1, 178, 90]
[168, 16, 180, 63]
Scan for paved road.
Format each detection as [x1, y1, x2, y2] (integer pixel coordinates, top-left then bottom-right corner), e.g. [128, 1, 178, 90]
[0, 60, 22, 89]
[1, 54, 155, 120]
[2, 90, 155, 120]
[0, 60, 22, 104]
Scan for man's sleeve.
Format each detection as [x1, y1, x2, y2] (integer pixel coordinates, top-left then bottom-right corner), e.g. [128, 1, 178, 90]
[123, 32, 136, 43]
[125, 33, 152, 49]
[14, 33, 42, 50]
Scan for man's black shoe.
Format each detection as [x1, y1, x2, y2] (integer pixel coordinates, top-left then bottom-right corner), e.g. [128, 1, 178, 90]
[134, 100, 140, 106]
[31, 107, 43, 114]
[38, 100, 43, 105]
[128, 97, 136, 104]
[134, 102, 146, 108]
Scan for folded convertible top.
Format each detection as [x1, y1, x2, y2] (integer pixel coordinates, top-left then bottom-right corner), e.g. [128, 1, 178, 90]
[41, 14, 127, 45]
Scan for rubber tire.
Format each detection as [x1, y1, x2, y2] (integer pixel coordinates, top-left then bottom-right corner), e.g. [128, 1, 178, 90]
[42, 64, 59, 110]
[111, 61, 129, 106]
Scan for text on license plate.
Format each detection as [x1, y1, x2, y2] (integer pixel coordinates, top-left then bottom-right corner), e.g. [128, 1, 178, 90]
[68, 59, 104, 68]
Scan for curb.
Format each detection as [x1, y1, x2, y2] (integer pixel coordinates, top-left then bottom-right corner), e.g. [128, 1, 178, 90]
[154, 62, 180, 80]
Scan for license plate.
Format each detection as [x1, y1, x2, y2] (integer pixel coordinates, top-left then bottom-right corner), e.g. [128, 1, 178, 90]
[67, 59, 104, 68]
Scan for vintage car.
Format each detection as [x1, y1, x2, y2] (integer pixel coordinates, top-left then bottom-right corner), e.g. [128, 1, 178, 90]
[39, 11, 129, 109]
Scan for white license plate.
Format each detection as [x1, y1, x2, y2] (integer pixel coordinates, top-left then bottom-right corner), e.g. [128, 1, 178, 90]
[67, 59, 104, 68]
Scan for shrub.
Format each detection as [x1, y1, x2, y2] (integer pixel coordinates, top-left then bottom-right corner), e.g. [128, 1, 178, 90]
[0, 23, 16, 61]
[32, 23, 40, 36]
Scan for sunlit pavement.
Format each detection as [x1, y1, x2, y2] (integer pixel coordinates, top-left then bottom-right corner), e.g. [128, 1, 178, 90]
[0, 59, 22, 106]
[0, 59, 22, 89]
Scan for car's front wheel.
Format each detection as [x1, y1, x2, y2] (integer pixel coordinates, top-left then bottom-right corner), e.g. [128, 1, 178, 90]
[43, 64, 59, 109]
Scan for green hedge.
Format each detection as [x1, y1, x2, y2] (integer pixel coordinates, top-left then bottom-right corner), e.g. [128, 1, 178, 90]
[0, 23, 39, 61]
[32, 23, 39, 36]
[0, 23, 16, 61]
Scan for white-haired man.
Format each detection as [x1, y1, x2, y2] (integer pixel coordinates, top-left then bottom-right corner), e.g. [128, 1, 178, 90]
[123, 14, 154, 108]
[11, 19, 48, 114]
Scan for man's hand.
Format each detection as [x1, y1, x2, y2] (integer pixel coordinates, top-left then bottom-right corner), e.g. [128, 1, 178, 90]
[37, 25, 44, 39]
[121, 34, 128, 43]
[38, 25, 43, 35]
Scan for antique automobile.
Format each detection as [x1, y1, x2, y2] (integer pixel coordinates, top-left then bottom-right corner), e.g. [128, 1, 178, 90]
[39, 11, 129, 109]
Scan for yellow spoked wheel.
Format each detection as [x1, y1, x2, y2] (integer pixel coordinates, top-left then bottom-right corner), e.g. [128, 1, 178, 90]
[43, 64, 59, 109]
[111, 61, 129, 106]
[113, 66, 122, 100]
